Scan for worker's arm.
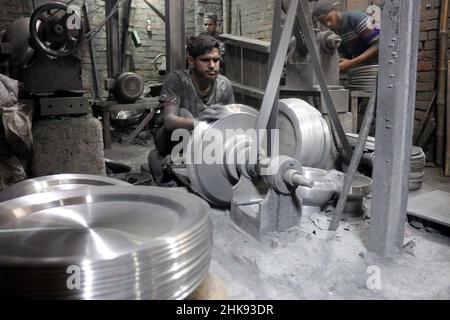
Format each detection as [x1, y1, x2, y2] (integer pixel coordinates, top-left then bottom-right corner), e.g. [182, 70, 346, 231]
[163, 104, 195, 131]
[340, 46, 379, 72]
[159, 71, 195, 131]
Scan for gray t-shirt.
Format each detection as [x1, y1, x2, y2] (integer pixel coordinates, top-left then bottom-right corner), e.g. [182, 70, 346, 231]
[158, 70, 235, 117]
[333, 12, 380, 65]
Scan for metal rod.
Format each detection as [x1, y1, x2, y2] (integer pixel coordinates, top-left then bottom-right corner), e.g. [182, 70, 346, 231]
[436, 0, 449, 167]
[82, 2, 100, 99]
[414, 91, 436, 146]
[446, 59, 450, 176]
[288, 172, 315, 188]
[121, 109, 156, 147]
[281, 0, 308, 57]
[85, 1, 125, 42]
[266, 0, 283, 157]
[105, 0, 121, 78]
[223, 0, 230, 34]
[120, 0, 132, 72]
[165, 0, 186, 72]
[417, 118, 436, 148]
[442, 0, 450, 177]
[255, 0, 298, 139]
[144, 0, 166, 23]
[296, 0, 353, 161]
[329, 77, 378, 231]
[368, 0, 421, 258]
[103, 111, 111, 149]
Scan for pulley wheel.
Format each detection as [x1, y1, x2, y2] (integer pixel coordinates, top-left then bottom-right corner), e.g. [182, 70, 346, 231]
[186, 110, 258, 207]
[277, 99, 331, 169]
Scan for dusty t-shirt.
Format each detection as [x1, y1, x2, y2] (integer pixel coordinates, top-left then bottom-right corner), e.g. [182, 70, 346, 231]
[333, 11, 380, 65]
[158, 70, 235, 117]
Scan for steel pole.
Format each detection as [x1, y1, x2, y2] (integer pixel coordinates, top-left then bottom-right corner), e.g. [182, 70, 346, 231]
[368, 0, 421, 257]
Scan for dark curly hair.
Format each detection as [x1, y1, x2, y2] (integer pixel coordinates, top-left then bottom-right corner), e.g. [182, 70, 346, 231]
[187, 35, 220, 59]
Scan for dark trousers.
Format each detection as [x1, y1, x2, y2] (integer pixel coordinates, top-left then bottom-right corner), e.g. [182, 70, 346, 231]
[154, 127, 179, 157]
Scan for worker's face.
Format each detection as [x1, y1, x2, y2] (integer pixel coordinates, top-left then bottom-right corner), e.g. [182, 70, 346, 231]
[189, 48, 221, 81]
[204, 19, 217, 35]
[319, 10, 341, 31]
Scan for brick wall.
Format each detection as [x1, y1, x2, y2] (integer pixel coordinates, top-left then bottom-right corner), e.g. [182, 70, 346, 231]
[186, 0, 195, 37]
[416, 0, 450, 132]
[229, 0, 273, 40]
[225, 0, 344, 42]
[0, 0, 32, 26]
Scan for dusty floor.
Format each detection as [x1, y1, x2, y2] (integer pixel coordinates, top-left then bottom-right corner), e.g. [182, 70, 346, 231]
[106, 142, 450, 300]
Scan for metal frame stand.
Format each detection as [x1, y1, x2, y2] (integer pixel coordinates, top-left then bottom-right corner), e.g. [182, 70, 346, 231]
[231, 177, 301, 240]
[232, 0, 343, 240]
[368, 0, 421, 257]
[105, 0, 121, 78]
[165, 0, 186, 72]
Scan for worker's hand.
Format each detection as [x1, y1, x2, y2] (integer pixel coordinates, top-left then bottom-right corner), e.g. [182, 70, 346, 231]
[198, 105, 232, 122]
[339, 58, 354, 73]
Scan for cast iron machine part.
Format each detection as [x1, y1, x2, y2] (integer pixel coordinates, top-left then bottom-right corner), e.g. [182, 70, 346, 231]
[105, 72, 145, 103]
[29, 2, 85, 58]
[316, 31, 342, 56]
[1, 2, 89, 117]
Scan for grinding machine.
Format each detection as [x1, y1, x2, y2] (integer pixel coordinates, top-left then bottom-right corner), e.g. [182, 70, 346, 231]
[0, 2, 89, 117]
[0, 2, 147, 117]
[165, 99, 371, 240]
[219, 6, 349, 118]
[163, 0, 371, 240]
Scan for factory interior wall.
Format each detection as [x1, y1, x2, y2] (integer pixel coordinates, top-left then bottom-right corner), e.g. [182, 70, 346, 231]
[228, 0, 273, 40]
[0, 0, 449, 155]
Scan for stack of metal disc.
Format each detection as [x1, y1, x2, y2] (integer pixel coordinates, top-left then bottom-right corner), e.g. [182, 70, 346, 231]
[0, 174, 131, 202]
[346, 65, 378, 91]
[409, 146, 426, 191]
[345, 135, 426, 192]
[0, 178, 212, 300]
[278, 99, 331, 169]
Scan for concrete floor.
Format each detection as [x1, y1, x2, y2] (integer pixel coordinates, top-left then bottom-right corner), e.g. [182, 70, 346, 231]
[106, 142, 450, 300]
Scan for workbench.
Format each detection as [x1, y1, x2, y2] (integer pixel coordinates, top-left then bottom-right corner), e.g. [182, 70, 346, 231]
[92, 97, 159, 149]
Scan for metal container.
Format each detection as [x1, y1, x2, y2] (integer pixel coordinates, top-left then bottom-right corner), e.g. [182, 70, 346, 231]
[296, 168, 335, 215]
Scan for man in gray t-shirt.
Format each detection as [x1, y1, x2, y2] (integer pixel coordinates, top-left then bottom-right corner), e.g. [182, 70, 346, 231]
[155, 35, 235, 156]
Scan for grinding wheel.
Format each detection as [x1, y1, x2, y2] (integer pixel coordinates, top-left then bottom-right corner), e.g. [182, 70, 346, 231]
[278, 99, 331, 169]
[186, 112, 259, 207]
